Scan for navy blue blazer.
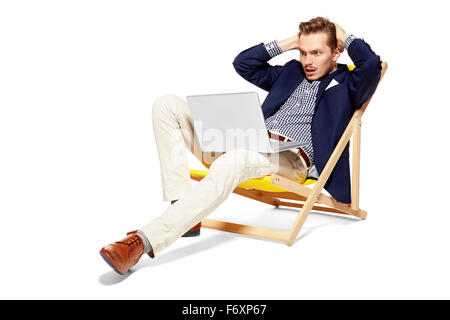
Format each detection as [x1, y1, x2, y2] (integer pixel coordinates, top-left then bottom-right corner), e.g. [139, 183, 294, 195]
[232, 39, 382, 203]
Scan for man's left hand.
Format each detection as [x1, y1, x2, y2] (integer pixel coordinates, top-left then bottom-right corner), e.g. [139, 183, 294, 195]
[334, 23, 347, 53]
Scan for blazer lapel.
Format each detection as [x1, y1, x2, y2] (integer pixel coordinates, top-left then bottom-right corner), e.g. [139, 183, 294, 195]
[314, 64, 347, 111]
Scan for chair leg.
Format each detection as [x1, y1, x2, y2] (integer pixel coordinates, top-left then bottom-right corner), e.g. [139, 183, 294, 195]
[202, 219, 289, 243]
[284, 183, 322, 246]
[351, 118, 362, 211]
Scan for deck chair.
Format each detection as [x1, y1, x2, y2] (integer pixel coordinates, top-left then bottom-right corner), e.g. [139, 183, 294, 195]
[189, 62, 388, 246]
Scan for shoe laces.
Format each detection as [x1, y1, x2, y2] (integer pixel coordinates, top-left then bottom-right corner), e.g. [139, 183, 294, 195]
[120, 235, 142, 249]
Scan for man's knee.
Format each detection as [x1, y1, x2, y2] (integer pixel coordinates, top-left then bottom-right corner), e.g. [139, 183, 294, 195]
[206, 150, 246, 182]
[209, 149, 258, 172]
[207, 149, 270, 186]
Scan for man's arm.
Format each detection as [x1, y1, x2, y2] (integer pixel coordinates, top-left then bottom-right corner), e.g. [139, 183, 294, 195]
[276, 34, 300, 52]
[232, 34, 298, 91]
[335, 23, 382, 108]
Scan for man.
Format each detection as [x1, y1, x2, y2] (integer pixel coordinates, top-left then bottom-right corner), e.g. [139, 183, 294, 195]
[100, 17, 382, 275]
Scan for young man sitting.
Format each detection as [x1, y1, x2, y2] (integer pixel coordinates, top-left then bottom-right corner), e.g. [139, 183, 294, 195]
[100, 17, 382, 275]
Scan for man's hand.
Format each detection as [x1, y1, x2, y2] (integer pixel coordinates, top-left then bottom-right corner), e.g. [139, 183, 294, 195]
[334, 23, 347, 53]
[276, 34, 300, 53]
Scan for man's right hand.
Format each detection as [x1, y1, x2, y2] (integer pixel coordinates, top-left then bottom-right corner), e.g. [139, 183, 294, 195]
[276, 34, 300, 53]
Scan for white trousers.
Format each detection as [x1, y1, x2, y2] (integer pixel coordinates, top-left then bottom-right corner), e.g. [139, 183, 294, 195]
[141, 94, 308, 256]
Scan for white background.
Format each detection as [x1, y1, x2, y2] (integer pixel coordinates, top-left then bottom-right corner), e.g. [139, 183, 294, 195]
[1, 0, 449, 299]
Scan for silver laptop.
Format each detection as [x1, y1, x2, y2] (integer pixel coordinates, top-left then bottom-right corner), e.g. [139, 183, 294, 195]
[186, 92, 307, 153]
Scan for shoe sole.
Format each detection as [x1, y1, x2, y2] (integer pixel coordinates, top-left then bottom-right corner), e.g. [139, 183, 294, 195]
[99, 250, 124, 275]
[182, 229, 201, 237]
[182, 222, 201, 237]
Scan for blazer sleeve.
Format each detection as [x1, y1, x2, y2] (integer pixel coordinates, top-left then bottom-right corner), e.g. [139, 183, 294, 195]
[232, 43, 283, 92]
[346, 39, 382, 109]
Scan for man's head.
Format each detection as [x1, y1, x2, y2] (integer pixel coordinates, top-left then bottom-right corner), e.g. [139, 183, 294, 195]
[297, 17, 341, 81]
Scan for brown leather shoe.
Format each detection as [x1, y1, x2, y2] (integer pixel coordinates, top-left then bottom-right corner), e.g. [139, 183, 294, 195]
[99, 234, 144, 275]
[127, 230, 154, 258]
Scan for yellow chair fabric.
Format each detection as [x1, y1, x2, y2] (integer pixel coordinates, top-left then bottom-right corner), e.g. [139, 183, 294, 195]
[189, 169, 316, 193]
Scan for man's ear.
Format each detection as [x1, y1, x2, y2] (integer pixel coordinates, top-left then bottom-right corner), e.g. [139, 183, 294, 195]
[332, 47, 341, 63]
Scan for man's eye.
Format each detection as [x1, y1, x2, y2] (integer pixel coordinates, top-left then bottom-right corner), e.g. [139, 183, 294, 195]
[314, 51, 320, 55]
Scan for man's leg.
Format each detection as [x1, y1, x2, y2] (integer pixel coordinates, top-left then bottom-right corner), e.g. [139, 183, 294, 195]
[140, 148, 275, 255]
[100, 148, 276, 274]
[100, 148, 307, 273]
[140, 147, 308, 256]
[152, 94, 224, 236]
[151, 94, 222, 202]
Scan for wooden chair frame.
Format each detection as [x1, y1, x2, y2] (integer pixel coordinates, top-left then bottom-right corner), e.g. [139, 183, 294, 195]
[190, 62, 388, 246]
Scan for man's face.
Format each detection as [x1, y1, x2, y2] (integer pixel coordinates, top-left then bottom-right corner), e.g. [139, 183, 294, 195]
[298, 32, 340, 81]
